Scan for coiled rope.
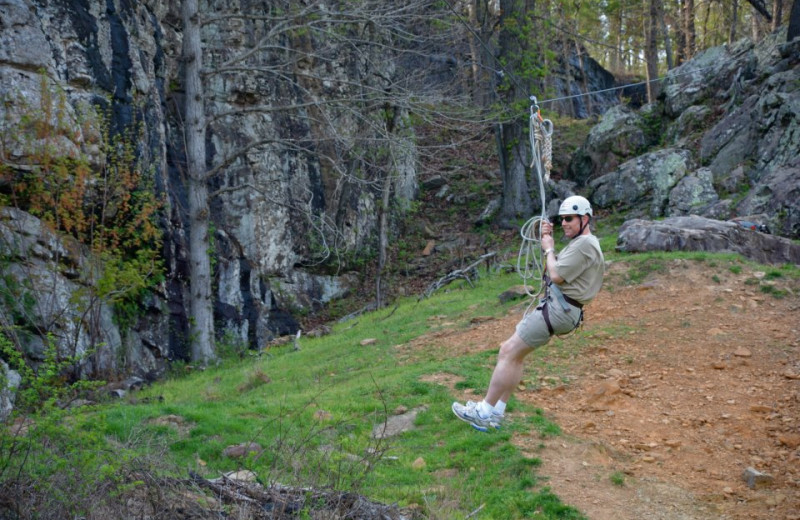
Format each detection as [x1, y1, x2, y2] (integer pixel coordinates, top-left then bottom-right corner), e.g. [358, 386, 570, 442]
[516, 97, 554, 312]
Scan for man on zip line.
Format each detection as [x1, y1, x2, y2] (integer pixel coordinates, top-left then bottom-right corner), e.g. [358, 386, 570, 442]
[452, 195, 605, 432]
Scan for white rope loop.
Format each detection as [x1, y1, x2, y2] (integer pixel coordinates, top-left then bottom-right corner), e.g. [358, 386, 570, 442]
[517, 98, 555, 310]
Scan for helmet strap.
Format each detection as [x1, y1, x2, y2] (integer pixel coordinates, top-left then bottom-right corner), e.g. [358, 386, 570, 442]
[574, 215, 590, 238]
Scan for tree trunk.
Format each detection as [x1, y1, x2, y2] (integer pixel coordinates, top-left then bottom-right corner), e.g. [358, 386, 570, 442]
[496, 0, 534, 226]
[730, 0, 739, 44]
[745, 0, 774, 20]
[611, 5, 623, 70]
[752, 11, 761, 40]
[468, 0, 498, 107]
[676, 0, 687, 65]
[685, 0, 696, 59]
[773, 0, 784, 31]
[467, 2, 483, 104]
[376, 171, 391, 309]
[790, 0, 800, 41]
[702, 0, 712, 48]
[376, 103, 394, 309]
[660, 14, 674, 70]
[645, 0, 660, 103]
[498, 120, 532, 225]
[182, 0, 216, 365]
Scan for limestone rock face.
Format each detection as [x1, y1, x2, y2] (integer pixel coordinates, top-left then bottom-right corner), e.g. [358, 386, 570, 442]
[1, 360, 21, 423]
[0, 207, 170, 378]
[0, 0, 414, 372]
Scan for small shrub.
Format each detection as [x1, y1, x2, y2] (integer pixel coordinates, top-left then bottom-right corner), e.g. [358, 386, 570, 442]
[760, 285, 786, 299]
[237, 368, 272, 392]
[610, 471, 626, 486]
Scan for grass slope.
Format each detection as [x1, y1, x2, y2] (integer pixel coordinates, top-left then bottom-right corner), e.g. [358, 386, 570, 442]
[99, 267, 585, 519]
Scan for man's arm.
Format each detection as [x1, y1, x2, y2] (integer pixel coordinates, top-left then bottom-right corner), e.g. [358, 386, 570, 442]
[543, 249, 564, 284]
[540, 225, 565, 284]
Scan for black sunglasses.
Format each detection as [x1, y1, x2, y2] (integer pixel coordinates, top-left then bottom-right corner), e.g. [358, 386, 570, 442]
[561, 215, 578, 223]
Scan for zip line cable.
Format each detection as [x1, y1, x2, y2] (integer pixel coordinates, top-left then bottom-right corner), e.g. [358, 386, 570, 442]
[441, 0, 729, 113]
[535, 62, 721, 105]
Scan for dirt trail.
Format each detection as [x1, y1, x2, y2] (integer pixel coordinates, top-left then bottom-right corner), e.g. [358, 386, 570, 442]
[415, 259, 800, 520]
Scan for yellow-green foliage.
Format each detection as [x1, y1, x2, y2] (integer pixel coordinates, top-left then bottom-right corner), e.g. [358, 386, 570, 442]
[0, 75, 163, 315]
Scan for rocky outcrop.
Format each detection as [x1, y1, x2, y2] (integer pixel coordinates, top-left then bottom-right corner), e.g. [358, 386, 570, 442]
[546, 45, 624, 118]
[589, 148, 693, 217]
[569, 30, 800, 239]
[0, 207, 170, 378]
[667, 168, 719, 216]
[0, 0, 415, 375]
[566, 105, 652, 185]
[617, 216, 800, 265]
[1, 360, 21, 422]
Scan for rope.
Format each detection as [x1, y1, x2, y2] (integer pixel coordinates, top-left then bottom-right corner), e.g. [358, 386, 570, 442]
[516, 97, 553, 312]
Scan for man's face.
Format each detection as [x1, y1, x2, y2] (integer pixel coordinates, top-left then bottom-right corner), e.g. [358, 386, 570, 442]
[560, 214, 583, 238]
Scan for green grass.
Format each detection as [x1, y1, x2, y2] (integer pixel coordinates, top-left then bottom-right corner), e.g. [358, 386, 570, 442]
[77, 269, 586, 519]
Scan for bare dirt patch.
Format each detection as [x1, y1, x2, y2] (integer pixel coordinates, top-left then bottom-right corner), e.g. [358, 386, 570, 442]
[419, 259, 800, 520]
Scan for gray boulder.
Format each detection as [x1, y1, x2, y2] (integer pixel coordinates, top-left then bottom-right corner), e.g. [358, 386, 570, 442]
[617, 216, 800, 265]
[737, 163, 800, 238]
[699, 94, 760, 180]
[667, 168, 719, 217]
[590, 149, 693, 217]
[566, 105, 649, 185]
[1, 360, 22, 422]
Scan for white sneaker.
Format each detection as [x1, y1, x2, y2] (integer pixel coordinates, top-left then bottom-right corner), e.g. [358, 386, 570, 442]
[464, 400, 504, 427]
[452, 401, 502, 432]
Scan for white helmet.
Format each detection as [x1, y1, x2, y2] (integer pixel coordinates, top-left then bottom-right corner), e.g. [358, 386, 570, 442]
[558, 195, 592, 217]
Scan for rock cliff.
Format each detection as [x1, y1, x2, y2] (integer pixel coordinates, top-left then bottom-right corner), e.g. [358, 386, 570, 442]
[569, 30, 800, 240]
[1, 0, 411, 379]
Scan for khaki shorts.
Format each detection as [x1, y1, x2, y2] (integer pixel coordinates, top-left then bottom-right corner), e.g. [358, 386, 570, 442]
[515, 297, 582, 347]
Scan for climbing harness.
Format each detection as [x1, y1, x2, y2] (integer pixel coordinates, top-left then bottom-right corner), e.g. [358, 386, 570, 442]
[517, 96, 554, 310]
[540, 275, 584, 336]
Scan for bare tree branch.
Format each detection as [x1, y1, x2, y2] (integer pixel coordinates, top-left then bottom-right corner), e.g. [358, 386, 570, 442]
[746, 0, 773, 20]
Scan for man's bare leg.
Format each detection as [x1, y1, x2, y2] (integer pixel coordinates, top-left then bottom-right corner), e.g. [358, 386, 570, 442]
[484, 333, 533, 407]
[452, 333, 534, 431]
